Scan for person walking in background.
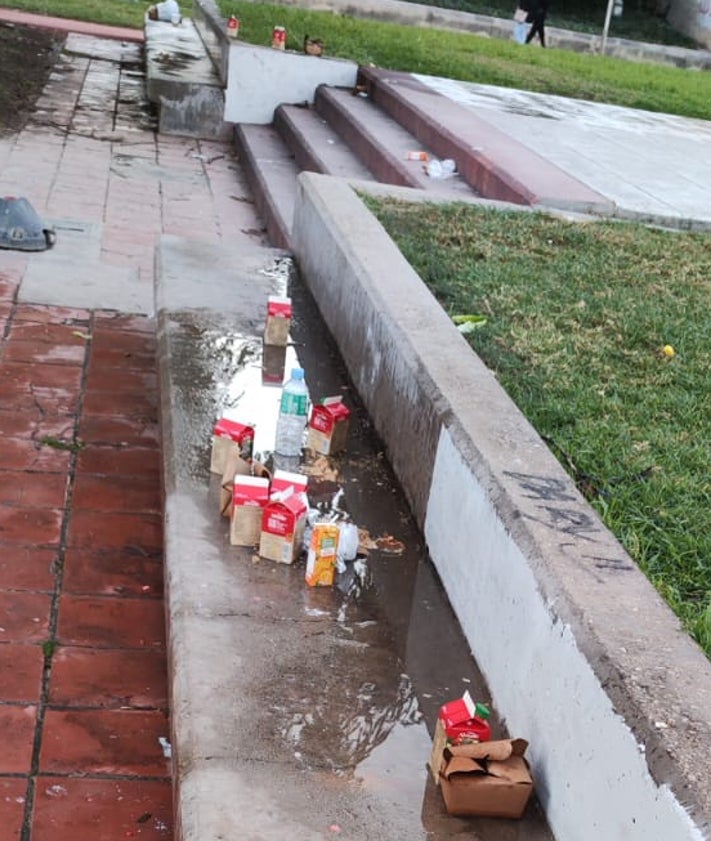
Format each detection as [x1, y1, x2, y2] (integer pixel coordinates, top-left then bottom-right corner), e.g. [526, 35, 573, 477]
[525, 0, 548, 46]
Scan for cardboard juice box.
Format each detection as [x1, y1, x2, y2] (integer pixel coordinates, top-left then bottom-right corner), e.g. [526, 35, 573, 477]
[306, 397, 351, 455]
[263, 295, 292, 347]
[270, 469, 308, 498]
[230, 476, 270, 546]
[259, 490, 308, 564]
[305, 522, 340, 587]
[210, 418, 254, 475]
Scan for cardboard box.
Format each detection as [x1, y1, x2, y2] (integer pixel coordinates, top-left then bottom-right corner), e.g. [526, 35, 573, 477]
[259, 489, 308, 564]
[263, 295, 292, 346]
[438, 739, 533, 819]
[305, 522, 340, 587]
[306, 397, 350, 455]
[210, 418, 254, 475]
[230, 476, 270, 546]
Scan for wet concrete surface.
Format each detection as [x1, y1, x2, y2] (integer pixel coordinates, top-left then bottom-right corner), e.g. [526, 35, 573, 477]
[160, 246, 554, 838]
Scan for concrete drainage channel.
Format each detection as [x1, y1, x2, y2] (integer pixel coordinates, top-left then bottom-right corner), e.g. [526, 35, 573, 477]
[153, 2, 711, 838]
[157, 176, 711, 841]
[156, 236, 555, 838]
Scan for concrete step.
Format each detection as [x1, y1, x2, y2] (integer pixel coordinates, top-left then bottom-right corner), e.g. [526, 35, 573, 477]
[234, 123, 298, 250]
[274, 103, 374, 181]
[144, 17, 229, 139]
[314, 85, 476, 201]
[358, 66, 614, 214]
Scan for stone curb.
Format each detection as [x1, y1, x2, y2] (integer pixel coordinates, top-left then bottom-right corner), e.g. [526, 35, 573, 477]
[290, 171, 711, 841]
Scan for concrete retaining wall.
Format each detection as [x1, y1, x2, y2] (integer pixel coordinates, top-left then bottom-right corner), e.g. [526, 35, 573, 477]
[291, 172, 711, 840]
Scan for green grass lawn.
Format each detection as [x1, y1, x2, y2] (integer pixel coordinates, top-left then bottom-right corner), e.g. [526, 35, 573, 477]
[366, 198, 711, 658]
[4, 0, 711, 119]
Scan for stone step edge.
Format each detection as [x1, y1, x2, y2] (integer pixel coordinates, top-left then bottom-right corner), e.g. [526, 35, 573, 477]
[358, 66, 615, 215]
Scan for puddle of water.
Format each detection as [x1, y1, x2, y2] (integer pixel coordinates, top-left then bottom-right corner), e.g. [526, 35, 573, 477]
[172, 268, 555, 839]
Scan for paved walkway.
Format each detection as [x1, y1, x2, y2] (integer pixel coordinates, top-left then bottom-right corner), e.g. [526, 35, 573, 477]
[416, 74, 711, 230]
[0, 27, 263, 841]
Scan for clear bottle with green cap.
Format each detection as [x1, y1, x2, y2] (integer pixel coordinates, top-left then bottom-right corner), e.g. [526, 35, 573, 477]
[274, 367, 309, 457]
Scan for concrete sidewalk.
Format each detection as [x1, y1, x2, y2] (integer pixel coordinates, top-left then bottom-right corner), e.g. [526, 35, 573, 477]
[0, 26, 263, 841]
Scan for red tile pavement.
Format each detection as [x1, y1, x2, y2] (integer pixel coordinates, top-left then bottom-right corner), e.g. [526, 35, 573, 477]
[0, 305, 172, 838]
[32, 778, 172, 841]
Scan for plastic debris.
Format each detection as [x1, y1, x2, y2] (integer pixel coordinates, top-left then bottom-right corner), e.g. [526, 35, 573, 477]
[0, 196, 55, 251]
[452, 314, 487, 334]
[158, 736, 172, 758]
[425, 158, 457, 179]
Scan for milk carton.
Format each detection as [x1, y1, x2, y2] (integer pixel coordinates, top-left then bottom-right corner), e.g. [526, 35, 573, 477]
[210, 418, 254, 475]
[306, 397, 350, 455]
[230, 476, 270, 546]
[259, 488, 308, 564]
[263, 295, 292, 347]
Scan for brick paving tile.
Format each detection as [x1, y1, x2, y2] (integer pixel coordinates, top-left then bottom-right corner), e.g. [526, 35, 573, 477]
[0, 777, 27, 840]
[0, 547, 57, 592]
[82, 390, 158, 419]
[0, 705, 37, 773]
[57, 595, 165, 649]
[0, 387, 80, 417]
[72, 474, 160, 514]
[78, 415, 159, 448]
[0, 471, 68, 508]
[0, 437, 72, 473]
[12, 305, 90, 324]
[85, 366, 158, 394]
[1, 339, 86, 366]
[0, 644, 44, 703]
[39, 709, 170, 776]
[0, 506, 64, 546]
[0, 362, 83, 394]
[62, 549, 163, 598]
[0, 409, 75, 441]
[74, 446, 161, 481]
[49, 647, 168, 708]
[7, 322, 89, 346]
[0, 592, 51, 642]
[32, 777, 172, 841]
[67, 510, 162, 551]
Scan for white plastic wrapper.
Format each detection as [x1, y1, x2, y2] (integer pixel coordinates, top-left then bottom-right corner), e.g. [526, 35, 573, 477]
[338, 522, 359, 563]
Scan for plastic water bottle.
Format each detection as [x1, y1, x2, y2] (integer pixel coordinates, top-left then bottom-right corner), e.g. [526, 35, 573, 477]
[274, 367, 308, 456]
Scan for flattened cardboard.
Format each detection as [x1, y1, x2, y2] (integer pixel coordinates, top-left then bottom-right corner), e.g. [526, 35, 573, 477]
[438, 739, 533, 819]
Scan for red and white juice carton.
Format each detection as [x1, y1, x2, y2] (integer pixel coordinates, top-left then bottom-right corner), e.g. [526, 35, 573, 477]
[210, 418, 254, 475]
[259, 488, 308, 564]
[270, 468, 308, 498]
[230, 476, 270, 546]
[263, 295, 292, 347]
[306, 397, 350, 455]
[305, 522, 340, 587]
[271, 25, 286, 49]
